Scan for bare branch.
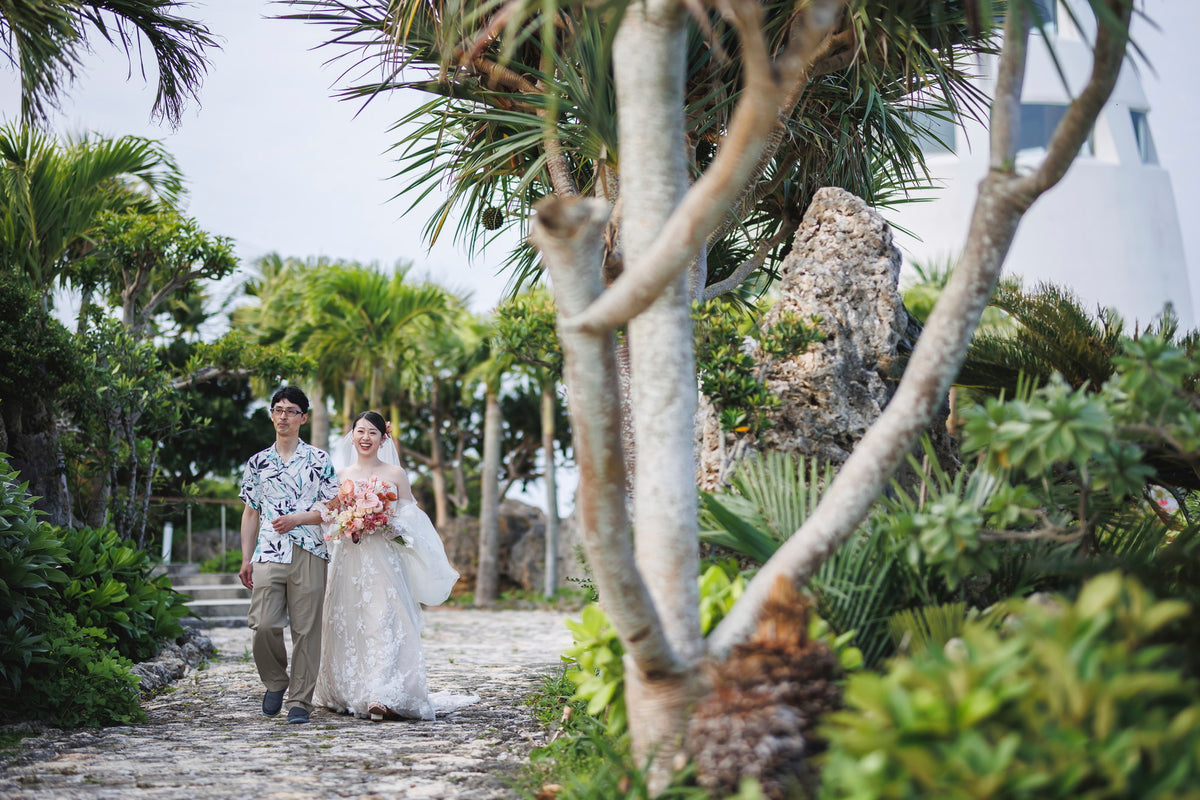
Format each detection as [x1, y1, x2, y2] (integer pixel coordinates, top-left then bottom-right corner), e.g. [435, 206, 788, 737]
[989, 0, 1031, 170]
[1012, 0, 1132, 204]
[701, 222, 795, 300]
[563, 0, 844, 334]
[978, 509, 1089, 543]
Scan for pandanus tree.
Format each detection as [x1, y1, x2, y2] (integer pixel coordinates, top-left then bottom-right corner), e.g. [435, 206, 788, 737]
[0, 0, 216, 126]
[288, 0, 1136, 784]
[236, 254, 358, 450]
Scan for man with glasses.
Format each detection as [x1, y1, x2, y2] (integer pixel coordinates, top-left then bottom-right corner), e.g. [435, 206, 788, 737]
[238, 386, 339, 724]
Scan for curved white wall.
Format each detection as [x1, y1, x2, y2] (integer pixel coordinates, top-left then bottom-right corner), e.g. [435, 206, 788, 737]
[889, 0, 1193, 329]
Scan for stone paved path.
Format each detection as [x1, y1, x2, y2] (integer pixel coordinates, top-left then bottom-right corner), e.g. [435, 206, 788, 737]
[0, 609, 575, 800]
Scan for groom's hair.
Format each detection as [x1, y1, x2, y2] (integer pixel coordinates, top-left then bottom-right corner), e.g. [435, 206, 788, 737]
[353, 410, 387, 436]
[271, 385, 310, 413]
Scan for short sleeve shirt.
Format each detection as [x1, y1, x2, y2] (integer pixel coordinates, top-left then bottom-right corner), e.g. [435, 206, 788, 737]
[239, 440, 339, 563]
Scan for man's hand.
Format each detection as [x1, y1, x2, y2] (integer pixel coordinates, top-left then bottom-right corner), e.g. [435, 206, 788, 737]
[271, 514, 298, 534]
[238, 561, 254, 590]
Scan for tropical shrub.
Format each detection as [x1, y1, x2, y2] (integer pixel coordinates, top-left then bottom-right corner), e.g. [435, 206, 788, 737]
[199, 548, 243, 573]
[701, 333, 1200, 669]
[0, 458, 67, 693]
[694, 300, 822, 435]
[56, 526, 189, 662]
[18, 613, 145, 728]
[820, 573, 1200, 799]
[0, 456, 188, 725]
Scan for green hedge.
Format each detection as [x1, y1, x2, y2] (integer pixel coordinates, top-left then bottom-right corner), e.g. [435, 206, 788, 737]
[0, 456, 190, 726]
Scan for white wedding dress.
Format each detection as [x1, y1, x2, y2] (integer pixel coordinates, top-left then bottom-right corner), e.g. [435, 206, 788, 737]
[314, 481, 470, 720]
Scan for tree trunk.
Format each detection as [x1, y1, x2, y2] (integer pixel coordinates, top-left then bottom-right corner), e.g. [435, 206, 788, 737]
[475, 386, 502, 605]
[370, 365, 383, 409]
[541, 378, 560, 597]
[535, 194, 683, 788]
[341, 378, 357, 429]
[310, 382, 330, 451]
[429, 382, 451, 528]
[612, 1, 702, 782]
[1, 396, 72, 527]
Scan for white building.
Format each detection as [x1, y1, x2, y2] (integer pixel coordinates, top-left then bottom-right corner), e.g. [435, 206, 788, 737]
[889, 0, 1193, 329]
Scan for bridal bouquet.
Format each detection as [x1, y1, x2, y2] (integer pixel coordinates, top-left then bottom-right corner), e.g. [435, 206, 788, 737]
[323, 477, 398, 543]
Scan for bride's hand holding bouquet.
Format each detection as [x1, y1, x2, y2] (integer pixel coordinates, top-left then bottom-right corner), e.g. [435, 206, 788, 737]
[323, 476, 398, 544]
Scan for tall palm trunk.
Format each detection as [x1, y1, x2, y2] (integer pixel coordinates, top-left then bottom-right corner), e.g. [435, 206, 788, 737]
[541, 377, 560, 597]
[476, 385, 502, 605]
[428, 381, 451, 527]
[370, 365, 383, 409]
[341, 378, 357, 428]
[309, 382, 330, 451]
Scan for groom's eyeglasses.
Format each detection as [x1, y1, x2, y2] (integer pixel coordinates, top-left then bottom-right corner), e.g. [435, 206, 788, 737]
[271, 407, 304, 418]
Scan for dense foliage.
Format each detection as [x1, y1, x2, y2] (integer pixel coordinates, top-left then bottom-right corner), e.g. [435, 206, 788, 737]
[0, 457, 189, 727]
[822, 573, 1200, 799]
[539, 316, 1200, 796]
[694, 301, 823, 435]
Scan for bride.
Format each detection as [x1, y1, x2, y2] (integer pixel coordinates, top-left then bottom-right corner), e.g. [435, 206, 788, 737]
[313, 410, 466, 721]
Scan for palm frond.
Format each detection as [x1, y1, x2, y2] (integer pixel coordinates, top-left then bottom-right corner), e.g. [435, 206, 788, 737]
[886, 602, 971, 655]
[1, 0, 215, 126]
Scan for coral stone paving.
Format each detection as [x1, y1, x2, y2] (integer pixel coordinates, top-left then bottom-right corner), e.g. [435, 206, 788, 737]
[0, 608, 574, 800]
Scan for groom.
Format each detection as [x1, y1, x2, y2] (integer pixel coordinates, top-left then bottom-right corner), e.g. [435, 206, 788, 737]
[238, 386, 339, 724]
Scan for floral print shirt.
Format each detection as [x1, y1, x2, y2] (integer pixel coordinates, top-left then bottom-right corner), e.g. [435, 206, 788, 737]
[239, 440, 339, 563]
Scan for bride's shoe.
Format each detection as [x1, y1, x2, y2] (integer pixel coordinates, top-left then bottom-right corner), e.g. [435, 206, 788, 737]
[368, 703, 387, 722]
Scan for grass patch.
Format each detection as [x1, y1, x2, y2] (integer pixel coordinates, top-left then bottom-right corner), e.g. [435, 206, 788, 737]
[0, 729, 36, 753]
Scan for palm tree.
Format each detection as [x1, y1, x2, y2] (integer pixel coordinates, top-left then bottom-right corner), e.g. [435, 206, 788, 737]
[396, 304, 487, 529]
[0, 125, 185, 303]
[0, 1, 216, 125]
[464, 319, 519, 607]
[305, 264, 453, 430]
[236, 254, 354, 451]
[495, 288, 567, 597]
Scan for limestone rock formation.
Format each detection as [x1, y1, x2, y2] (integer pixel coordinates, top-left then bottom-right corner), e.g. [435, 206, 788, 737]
[440, 499, 585, 595]
[132, 626, 216, 694]
[699, 186, 951, 489]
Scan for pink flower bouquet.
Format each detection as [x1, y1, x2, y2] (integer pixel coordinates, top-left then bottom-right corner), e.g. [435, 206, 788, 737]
[323, 477, 398, 543]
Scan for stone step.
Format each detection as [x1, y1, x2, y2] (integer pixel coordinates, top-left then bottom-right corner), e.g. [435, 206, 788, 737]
[169, 571, 243, 588]
[185, 598, 252, 619]
[191, 616, 249, 629]
[180, 584, 251, 602]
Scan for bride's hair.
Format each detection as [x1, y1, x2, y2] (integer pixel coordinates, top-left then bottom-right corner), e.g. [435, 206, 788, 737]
[353, 410, 388, 437]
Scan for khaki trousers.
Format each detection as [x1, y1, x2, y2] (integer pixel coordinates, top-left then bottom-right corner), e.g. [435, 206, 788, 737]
[247, 548, 327, 712]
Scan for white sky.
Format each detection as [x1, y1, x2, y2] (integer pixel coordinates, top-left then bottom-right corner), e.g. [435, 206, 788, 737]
[0, 0, 1196, 316]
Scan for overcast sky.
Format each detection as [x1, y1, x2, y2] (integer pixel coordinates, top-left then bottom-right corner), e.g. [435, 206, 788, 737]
[1, 0, 1196, 316]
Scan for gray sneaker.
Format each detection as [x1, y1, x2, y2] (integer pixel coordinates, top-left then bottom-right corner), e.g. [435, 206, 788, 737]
[286, 706, 310, 724]
[262, 689, 285, 717]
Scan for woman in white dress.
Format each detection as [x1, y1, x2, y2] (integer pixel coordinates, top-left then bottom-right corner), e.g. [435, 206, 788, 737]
[313, 410, 464, 721]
